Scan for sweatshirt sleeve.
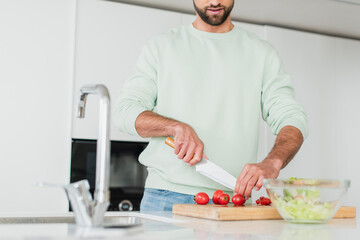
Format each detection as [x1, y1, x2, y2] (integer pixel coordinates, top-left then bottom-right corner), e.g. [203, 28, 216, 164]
[261, 48, 309, 139]
[112, 43, 158, 136]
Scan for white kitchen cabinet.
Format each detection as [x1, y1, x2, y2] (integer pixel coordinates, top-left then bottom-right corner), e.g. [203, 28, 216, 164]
[334, 37, 360, 206]
[72, 0, 182, 141]
[265, 26, 338, 179]
[0, 0, 76, 213]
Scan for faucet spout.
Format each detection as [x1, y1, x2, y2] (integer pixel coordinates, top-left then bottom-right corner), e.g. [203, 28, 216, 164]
[70, 84, 111, 227]
[78, 93, 87, 118]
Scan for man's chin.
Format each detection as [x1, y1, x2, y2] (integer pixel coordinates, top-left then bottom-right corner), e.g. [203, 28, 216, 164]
[207, 18, 226, 26]
[205, 14, 223, 22]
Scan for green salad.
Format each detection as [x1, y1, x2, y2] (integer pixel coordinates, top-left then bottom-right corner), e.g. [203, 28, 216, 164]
[274, 178, 333, 221]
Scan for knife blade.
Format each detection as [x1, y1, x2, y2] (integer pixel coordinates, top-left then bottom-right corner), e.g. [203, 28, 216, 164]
[165, 137, 237, 190]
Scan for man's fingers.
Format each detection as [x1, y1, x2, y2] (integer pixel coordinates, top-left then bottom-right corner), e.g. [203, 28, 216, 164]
[187, 157, 201, 166]
[234, 167, 247, 194]
[172, 130, 205, 167]
[255, 175, 264, 191]
[239, 173, 253, 199]
[235, 161, 280, 198]
[244, 176, 259, 199]
[237, 172, 253, 197]
[187, 147, 203, 166]
[177, 143, 188, 159]
[234, 164, 251, 195]
[174, 142, 181, 155]
[183, 144, 196, 163]
[237, 164, 250, 182]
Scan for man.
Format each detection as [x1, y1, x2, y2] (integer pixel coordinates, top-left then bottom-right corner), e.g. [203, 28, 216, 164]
[114, 0, 308, 211]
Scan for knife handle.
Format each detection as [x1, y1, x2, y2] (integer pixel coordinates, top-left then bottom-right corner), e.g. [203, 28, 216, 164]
[165, 137, 176, 148]
[165, 137, 208, 160]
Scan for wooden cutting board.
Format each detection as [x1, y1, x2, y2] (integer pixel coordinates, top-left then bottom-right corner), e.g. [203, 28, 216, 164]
[172, 204, 356, 221]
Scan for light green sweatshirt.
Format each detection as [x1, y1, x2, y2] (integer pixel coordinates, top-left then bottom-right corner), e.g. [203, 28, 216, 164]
[113, 24, 308, 197]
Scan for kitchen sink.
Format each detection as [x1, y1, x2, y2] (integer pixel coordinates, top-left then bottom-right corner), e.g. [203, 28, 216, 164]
[0, 212, 184, 226]
[0, 215, 76, 224]
[0, 215, 140, 226]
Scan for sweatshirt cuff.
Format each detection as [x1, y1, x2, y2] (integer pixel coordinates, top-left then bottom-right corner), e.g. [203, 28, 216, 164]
[277, 118, 309, 139]
[123, 105, 148, 137]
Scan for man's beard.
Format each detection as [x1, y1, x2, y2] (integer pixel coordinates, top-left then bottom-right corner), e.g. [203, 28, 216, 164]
[193, 1, 234, 26]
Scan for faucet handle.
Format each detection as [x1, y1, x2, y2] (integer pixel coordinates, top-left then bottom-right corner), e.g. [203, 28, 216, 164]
[37, 180, 93, 205]
[36, 182, 66, 188]
[37, 180, 97, 226]
[64, 180, 94, 220]
[66, 180, 93, 203]
[64, 180, 98, 226]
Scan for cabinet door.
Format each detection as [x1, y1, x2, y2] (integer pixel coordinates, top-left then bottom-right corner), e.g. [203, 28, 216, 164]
[0, 0, 75, 213]
[265, 26, 337, 179]
[73, 0, 182, 141]
[335, 37, 360, 206]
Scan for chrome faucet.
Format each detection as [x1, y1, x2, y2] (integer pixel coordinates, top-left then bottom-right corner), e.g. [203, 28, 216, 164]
[66, 84, 111, 227]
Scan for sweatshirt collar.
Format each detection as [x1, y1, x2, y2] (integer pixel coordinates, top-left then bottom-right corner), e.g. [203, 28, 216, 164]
[188, 23, 238, 39]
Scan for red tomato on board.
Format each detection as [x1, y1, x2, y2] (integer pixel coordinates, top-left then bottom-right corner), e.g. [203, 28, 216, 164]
[232, 194, 245, 206]
[212, 190, 223, 204]
[218, 193, 230, 205]
[194, 192, 209, 205]
[256, 196, 271, 205]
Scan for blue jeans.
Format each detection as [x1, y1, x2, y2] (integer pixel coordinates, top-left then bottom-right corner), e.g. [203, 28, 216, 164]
[140, 188, 213, 211]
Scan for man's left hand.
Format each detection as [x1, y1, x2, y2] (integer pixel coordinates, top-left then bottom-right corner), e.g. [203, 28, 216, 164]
[233, 159, 282, 200]
[234, 126, 304, 200]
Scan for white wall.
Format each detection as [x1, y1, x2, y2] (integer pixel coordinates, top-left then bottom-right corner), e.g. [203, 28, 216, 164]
[0, 0, 76, 213]
[334, 37, 360, 206]
[72, 0, 183, 142]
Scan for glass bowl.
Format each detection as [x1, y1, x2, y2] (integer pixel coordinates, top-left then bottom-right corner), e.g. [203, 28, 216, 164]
[263, 178, 350, 223]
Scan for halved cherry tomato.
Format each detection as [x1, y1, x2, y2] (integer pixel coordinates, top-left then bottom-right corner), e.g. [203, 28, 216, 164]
[255, 196, 271, 205]
[212, 190, 223, 204]
[261, 198, 271, 205]
[218, 193, 230, 205]
[194, 192, 209, 205]
[232, 194, 245, 206]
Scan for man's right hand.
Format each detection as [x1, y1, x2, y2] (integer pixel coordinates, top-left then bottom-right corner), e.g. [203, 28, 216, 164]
[134, 111, 204, 166]
[173, 124, 204, 166]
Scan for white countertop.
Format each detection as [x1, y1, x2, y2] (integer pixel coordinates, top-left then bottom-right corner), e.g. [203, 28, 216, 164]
[0, 211, 359, 240]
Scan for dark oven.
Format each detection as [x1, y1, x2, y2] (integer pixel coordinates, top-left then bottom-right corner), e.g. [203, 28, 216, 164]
[70, 139, 148, 211]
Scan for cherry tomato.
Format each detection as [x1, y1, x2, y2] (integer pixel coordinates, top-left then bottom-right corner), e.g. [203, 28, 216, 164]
[232, 194, 245, 206]
[261, 198, 271, 205]
[194, 192, 209, 205]
[218, 193, 230, 205]
[212, 190, 223, 204]
[255, 196, 271, 205]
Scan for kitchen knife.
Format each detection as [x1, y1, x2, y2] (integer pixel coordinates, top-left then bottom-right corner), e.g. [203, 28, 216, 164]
[165, 137, 237, 190]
